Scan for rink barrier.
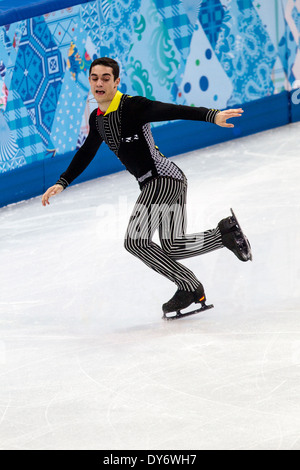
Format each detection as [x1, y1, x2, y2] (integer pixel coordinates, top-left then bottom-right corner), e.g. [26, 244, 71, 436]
[291, 88, 300, 122]
[0, 91, 297, 208]
[0, 0, 92, 25]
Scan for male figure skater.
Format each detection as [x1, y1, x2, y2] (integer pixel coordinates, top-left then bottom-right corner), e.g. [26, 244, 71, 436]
[42, 57, 251, 318]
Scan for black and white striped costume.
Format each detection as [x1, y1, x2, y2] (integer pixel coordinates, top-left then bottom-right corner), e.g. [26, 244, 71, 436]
[56, 91, 223, 292]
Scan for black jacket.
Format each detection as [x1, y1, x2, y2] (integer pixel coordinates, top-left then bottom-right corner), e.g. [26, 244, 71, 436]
[56, 91, 219, 189]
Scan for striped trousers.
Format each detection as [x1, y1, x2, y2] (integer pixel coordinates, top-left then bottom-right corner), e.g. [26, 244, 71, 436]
[124, 177, 223, 292]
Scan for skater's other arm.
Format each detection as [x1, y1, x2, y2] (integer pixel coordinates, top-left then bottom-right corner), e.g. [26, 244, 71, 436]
[42, 111, 103, 206]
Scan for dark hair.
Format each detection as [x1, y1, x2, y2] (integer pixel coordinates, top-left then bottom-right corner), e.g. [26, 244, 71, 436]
[89, 57, 120, 81]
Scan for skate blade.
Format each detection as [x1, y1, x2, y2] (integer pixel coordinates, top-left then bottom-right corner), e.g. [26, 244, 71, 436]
[162, 303, 214, 321]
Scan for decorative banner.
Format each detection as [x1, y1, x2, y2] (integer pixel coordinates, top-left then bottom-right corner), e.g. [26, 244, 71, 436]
[0, 0, 299, 174]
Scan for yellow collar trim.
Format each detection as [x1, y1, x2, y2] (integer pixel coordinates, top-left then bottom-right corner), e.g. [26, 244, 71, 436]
[104, 90, 123, 116]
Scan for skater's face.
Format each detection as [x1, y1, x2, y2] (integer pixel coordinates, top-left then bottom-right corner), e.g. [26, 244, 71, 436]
[89, 65, 120, 107]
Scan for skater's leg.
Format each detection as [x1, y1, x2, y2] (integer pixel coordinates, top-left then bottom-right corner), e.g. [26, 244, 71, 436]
[159, 180, 223, 260]
[124, 177, 202, 292]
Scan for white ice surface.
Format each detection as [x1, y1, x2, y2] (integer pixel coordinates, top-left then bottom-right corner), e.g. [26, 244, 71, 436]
[0, 122, 300, 450]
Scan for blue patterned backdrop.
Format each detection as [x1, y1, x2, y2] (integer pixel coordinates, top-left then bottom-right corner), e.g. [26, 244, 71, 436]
[0, 0, 299, 175]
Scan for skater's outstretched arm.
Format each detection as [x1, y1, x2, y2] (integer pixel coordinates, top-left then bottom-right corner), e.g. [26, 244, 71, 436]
[127, 96, 243, 127]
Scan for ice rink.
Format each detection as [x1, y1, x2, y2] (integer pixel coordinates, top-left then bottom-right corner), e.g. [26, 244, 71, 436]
[1, 121, 300, 450]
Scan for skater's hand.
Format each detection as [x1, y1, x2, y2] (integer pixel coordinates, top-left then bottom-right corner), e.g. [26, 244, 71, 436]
[215, 108, 244, 128]
[42, 184, 63, 206]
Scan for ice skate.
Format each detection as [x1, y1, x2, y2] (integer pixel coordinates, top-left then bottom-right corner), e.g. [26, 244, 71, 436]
[218, 208, 252, 262]
[162, 284, 214, 320]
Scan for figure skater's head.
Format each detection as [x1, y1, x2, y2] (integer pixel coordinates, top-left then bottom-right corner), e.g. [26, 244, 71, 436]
[89, 58, 120, 107]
